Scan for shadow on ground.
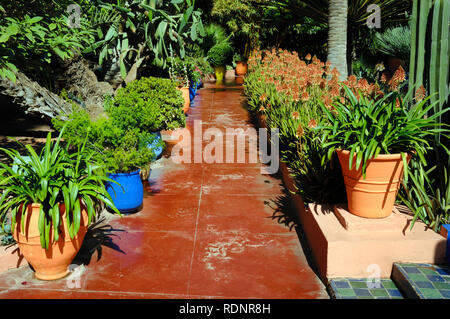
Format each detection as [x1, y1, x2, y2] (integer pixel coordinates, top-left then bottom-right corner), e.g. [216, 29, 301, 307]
[72, 217, 126, 266]
[265, 188, 326, 287]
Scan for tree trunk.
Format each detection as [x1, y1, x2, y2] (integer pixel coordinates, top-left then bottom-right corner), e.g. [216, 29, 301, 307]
[0, 72, 73, 120]
[327, 0, 348, 80]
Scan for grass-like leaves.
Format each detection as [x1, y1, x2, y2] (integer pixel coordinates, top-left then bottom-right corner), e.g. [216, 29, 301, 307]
[318, 85, 449, 178]
[0, 126, 120, 249]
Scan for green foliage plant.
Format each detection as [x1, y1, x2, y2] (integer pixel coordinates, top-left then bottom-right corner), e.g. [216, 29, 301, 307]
[52, 109, 156, 175]
[0, 127, 120, 249]
[318, 86, 449, 178]
[375, 26, 411, 63]
[109, 76, 186, 131]
[83, 0, 205, 77]
[207, 41, 234, 67]
[0, 9, 95, 83]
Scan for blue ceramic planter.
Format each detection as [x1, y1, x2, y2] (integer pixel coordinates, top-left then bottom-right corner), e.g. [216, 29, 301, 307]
[442, 224, 450, 263]
[147, 131, 163, 160]
[106, 170, 144, 213]
[189, 87, 195, 101]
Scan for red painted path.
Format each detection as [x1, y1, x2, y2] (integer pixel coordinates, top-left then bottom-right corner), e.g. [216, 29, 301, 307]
[0, 79, 328, 299]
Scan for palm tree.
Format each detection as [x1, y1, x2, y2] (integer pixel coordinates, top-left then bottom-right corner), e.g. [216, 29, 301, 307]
[265, 0, 411, 76]
[327, 0, 348, 80]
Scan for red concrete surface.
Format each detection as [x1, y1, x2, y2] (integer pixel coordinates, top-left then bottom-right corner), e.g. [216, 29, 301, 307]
[0, 79, 328, 299]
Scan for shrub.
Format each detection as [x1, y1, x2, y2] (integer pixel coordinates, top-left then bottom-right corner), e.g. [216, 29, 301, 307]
[109, 76, 186, 131]
[207, 41, 234, 67]
[52, 109, 156, 174]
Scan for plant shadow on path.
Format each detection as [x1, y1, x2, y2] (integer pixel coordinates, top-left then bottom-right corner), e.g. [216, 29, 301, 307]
[264, 189, 325, 285]
[72, 216, 126, 266]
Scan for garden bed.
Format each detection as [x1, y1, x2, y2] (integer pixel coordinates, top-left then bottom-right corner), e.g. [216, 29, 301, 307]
[254, 112, 447, 280]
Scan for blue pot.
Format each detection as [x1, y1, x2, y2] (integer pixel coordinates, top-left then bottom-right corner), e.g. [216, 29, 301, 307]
[189, 85, 196, 101]
[147, 131, 163, 160]
[442, 224, 450, 263]
[106, 170, 144, 213]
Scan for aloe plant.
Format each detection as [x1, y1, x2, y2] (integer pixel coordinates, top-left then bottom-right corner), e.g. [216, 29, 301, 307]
[0, 126, 120, 249]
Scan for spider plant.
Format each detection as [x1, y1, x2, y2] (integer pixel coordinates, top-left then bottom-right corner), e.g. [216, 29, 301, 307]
[318, 85, 449, 178]
[0, 126, 120, 249]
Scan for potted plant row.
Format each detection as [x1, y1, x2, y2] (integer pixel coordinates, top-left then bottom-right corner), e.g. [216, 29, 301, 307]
[0, 127, 120, 280]
[318, 86, 448, 218]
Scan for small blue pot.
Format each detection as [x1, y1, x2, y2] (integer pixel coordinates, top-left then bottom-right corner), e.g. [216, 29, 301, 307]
[442, 224, 450, 263]
[106, 170, 144, 213]
[147, 131, 163, 160]
[189, 85, 196, 101]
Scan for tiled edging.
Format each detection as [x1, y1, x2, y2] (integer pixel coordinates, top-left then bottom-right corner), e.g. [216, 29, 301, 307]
[392, 262, 450, 299]
[328, 278, 404, 299]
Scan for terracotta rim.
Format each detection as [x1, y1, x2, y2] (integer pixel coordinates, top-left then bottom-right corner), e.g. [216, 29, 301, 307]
[336, 149, 410, 161]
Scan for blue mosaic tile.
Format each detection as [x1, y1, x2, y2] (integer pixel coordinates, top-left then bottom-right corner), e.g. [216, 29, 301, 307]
[334, 281, 351, 289]
[427, 275, 445, 282]
[402, 266, 421, 274]
[329, 278, 404, 299]
[387, 289, 403, 297]
[393, 263, 450, 299]
[436, 268, 450, 276]
[416, 281, 435, 289]
[354, 289, 371, 297]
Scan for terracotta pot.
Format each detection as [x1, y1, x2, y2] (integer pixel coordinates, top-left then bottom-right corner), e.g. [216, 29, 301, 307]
[177, 86, 190, 113]
[235, 76, 244, 85]
[160, 127, 190, 156]
[337, 150, 411, 219]
[235, 61, 248, 76]
[213, 66, 226, 84]
[13, 202, 88, 280]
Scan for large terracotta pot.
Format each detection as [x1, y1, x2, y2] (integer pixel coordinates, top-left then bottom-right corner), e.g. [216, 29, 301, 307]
[337, 150, 411, 219]
[177, 86, 190, 113]
[235, 61, 248, 76]
[14, 203, 88, 280]
[213, 66, 226, 84]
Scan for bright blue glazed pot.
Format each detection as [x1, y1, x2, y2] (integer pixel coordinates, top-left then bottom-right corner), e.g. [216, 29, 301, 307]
[189, 85, 196, 101]
[106, 170, 144, 213]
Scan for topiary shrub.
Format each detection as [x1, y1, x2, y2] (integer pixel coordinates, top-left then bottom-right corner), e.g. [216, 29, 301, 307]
[207, 41, 234, 67]
[108, 76, 186, 131]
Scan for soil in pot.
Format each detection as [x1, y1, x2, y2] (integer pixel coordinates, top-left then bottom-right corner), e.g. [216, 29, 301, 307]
[14, 203, 88, 280]
[337, 150, 411, 219]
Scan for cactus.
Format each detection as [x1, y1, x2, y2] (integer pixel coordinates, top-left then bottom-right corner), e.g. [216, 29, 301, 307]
[409, 0, 449, 125]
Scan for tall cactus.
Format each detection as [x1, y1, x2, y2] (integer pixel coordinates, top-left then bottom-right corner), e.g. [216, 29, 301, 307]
[409, 0, 450, 125]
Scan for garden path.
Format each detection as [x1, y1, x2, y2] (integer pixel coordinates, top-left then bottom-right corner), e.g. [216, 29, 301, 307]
[0, 78, 328, 299]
